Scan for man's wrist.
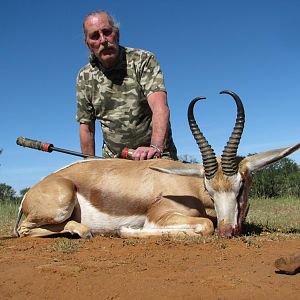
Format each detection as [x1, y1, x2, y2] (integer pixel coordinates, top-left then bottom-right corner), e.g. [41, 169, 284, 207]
[150, 144, 164, 153]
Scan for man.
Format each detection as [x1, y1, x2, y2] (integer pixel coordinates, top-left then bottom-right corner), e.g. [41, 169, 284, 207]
[76, 11, 177, 160]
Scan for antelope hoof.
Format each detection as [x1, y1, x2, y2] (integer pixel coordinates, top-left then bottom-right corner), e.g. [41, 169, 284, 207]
[83, 232, 93, 240]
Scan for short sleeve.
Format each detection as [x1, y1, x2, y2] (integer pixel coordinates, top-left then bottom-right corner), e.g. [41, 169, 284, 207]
[138, 52, 166, 97]
[76, 68, 95, 124]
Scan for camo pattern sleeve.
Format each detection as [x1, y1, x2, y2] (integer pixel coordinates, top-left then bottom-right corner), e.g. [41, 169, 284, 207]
[134, 49, 167, 97]
[76, 64, 96, 124]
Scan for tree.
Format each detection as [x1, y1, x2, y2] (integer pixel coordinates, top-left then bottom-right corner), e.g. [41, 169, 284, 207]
[178, 154, 199, 163]
[250, 157, 300, 198]
[0, 183, 18, 201]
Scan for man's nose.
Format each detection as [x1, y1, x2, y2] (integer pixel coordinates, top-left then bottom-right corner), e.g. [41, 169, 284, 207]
[99, 32, 108, 42]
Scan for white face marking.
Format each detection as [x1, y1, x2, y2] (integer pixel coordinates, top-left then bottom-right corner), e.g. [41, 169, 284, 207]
[75, 193, 146, 233]
[205, 173, 243, 226]
[213, 192, 238, 225]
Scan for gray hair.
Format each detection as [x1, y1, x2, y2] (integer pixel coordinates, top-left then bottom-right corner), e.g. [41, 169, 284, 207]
[83, 10, 120, 41]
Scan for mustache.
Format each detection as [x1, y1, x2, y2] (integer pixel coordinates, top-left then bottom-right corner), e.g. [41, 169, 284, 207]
[99, 42, 118, 53]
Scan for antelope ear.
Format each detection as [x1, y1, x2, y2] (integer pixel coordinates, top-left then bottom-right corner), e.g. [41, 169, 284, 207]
[241, 143, 300, 173]
[150, 166, 205, 178]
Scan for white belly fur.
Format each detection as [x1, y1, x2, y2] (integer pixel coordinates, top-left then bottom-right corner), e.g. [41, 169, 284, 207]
[76, 193, 146, 233]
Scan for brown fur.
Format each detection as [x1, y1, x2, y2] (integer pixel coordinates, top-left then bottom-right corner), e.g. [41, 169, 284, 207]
[210, 169, 234, 192]
[17, 159, 216, 238]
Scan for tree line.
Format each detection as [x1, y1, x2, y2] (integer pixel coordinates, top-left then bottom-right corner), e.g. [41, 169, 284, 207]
[249, 157, 300, 198]
[0, 184, 29, 202]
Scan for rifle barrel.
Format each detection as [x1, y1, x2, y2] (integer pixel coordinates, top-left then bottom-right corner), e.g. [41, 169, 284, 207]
[16, 137, 101, 159]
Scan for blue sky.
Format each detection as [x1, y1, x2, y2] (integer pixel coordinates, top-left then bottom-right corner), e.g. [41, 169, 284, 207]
[1, 0, 299, 193]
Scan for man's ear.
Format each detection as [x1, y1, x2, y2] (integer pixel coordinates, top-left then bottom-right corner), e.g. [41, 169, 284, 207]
[85, 39, 91, 50]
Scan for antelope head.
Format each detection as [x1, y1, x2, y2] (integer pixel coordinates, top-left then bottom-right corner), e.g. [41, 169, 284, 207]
[188, 90, 247, 237]
[154, 90, 300, 237]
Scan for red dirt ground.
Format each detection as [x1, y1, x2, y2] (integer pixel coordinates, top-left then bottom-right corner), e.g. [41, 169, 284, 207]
[0, 235, 299, 300]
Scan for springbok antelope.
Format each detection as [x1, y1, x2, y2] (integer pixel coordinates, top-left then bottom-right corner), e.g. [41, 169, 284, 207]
[14, 91, 300, 238]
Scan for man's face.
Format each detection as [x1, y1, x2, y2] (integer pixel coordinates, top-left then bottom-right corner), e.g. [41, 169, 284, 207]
[84, 14, 120, 69]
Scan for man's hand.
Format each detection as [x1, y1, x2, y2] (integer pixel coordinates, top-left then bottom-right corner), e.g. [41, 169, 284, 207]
[132, 146, 162, 160]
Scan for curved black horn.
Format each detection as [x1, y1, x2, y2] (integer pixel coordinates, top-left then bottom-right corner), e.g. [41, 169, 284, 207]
[188, 97, 218, 179]
[220, 90, 245, 176]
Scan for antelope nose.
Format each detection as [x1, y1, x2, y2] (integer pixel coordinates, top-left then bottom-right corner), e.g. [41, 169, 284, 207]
[219, 223, 236, 238]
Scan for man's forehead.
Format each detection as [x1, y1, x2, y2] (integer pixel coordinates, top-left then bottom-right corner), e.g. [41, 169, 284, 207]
[86, 14, 110, 28]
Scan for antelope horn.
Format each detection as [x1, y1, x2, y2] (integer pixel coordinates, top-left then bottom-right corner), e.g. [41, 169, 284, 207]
[188, 97, 218, 179]
[220, 90, 245, 176]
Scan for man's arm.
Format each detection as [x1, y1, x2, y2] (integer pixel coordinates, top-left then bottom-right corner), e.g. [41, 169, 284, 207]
[148, 91, 169, 150]
[132, 91, 170, 160]
[79, 122, 96, 156]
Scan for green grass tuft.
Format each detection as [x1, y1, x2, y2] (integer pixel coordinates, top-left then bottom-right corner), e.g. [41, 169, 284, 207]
[0, 200, 20, 237]
[48, 239, 80, 252]
[245, 197, 300, 234]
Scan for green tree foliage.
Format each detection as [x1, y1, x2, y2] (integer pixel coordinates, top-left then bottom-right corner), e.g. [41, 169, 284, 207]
[250, 157, 300, 198]
[0, 184, 30, 202]
[0, 183, 18, 202]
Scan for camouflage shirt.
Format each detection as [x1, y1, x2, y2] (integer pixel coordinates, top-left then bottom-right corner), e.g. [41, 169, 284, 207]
[76, 46, 177, 158]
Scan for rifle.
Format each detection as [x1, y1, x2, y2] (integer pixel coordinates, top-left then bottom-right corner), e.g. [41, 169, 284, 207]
[16, 137, 101, 159]
[16, 137, 162, 160]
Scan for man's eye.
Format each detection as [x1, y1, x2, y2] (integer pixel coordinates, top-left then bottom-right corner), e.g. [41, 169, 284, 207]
[102, 29, 113, 36]
[90, 32, 100, 40]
